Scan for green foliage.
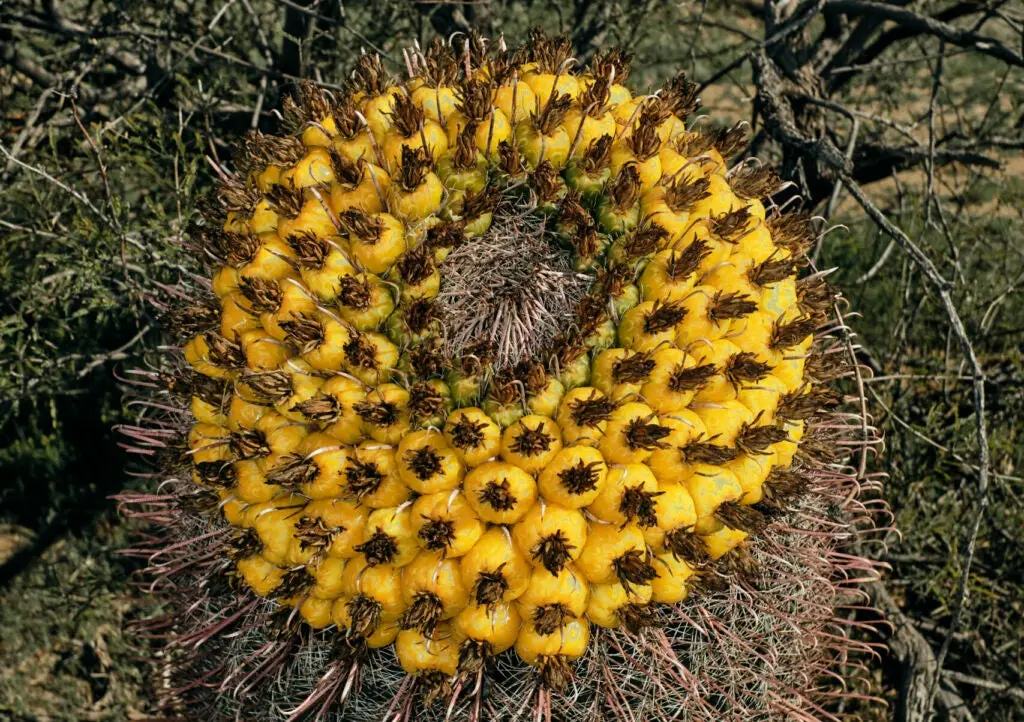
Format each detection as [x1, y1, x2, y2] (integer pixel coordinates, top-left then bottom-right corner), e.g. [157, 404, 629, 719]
[1, 105, 203, 537]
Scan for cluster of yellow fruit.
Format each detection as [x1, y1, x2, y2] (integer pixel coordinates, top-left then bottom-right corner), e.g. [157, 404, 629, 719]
[181, 32, 829, 685]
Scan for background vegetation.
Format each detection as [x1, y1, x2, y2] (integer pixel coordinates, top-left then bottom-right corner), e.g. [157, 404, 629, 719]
[1, 1, 1022, 719]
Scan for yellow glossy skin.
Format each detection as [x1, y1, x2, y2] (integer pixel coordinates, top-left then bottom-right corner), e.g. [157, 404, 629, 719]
[411, 489, 485, 557]
[183, 39, 819, 681]
[460, 526, 531, 603]
[537, 446, 608, 508]
[456, 601, 522, 653]
[463, 461, 538, 524]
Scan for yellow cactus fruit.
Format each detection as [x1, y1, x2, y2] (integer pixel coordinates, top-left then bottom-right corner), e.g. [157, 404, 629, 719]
[333, 599, 402, 648]
[396, 623, 462, 676]
[516, 564, 590, 624]
[299, 596, 334, 629]
[537, 445, 607, 508]
[701, 526, 750, 560]
[587, 462, 660, 527]
[265, 432, 346, 500]
[461, 526, 531, 605]
[576, 521, 653, 588]
[641, 347, 716, 413]
[309, 556, 347, 599]
[400, 551, 469, 632]
[343, 441, 411, 508]
[686, 464, 745, 534]
[455, 601, 522, 654]
[358, 505, 419, 568]
[339, 558, 407, 627]
[598, 401, 667, 465]
[410, 489, 484, 557]
[646, 410, 707, 483]
[396, 430, 465, 494]
[304, 498, 369, 559]
[586, 580, 653, 629]
[443, 407, 502, 467]
[513, 502, 589, 574]
[649, 551, 696, 604]
[514, 616, 590, 666]
[500, 415, 563, 474]
[555, 387, 614, 445]
[463, 461, 537, 524]
[644, 481, 698, 552]
[236, 554, 286, 597]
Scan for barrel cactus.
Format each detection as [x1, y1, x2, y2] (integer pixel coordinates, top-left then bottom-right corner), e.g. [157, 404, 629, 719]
[120, 29, 882, 721]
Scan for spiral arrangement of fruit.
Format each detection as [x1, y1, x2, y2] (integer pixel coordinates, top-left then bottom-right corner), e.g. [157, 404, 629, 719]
[182, 31, 835, 692]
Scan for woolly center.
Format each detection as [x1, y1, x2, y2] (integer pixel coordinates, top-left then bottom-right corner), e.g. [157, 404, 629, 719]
[435, 200, 593, 369]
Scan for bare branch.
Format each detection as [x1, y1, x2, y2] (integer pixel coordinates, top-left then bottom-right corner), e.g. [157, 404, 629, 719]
[827, 1, 1024, 79]
[840, 175, 992, 719]
[869, 581, 975, 722]
[823, 2, 989, 89]
[0, 141, 111, 225]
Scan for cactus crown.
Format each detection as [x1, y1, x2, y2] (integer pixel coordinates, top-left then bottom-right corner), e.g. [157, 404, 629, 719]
[123, 28, 882, 722]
